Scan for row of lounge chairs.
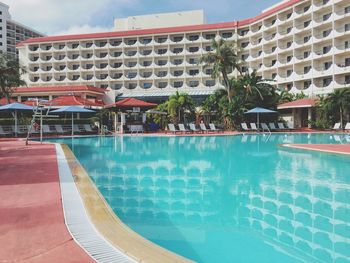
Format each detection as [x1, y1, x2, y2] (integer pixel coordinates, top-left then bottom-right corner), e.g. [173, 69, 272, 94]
[168, 123, 223, 134]
[241, 122, 295, 132]
[333, 122, 350, 131]
[0, 124, 96, 137]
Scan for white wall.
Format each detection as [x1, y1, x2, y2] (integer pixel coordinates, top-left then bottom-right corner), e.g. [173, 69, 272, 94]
[114, 10, 205, 31]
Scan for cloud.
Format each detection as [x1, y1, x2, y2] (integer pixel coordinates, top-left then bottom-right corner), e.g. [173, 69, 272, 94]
[3, 0, 279, 36]
[2, 0, 138, 35]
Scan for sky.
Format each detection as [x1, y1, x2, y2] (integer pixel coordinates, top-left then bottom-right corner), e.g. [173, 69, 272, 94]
[3, 0, 281, 36]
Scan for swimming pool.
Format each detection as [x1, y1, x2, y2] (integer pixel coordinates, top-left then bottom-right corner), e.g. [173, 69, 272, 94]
[49, 134, 350, 263]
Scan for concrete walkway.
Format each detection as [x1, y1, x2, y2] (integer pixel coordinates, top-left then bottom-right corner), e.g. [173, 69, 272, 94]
[0, 140, 94, 263]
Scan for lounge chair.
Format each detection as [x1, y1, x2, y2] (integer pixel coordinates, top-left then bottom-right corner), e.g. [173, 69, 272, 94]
[83, 124, 94, 133]
[241, 123, 250, 131]
[199, 123, 209, 133]
[178, 124, 190, 133]
[277, 123, 287, 130]
[0, 125, 12, 136]
[73, 124, 83, 133]
[345, 123, 350, 132]
[55, 124, 68, 135]
[189, 123, 200, 133]
[250, 123, 259, 131]
[168, 124, 179, 134]
[209, 123, 223, 132]
[269, 123, 278, 131]
[332, 122, 341, 130]
[12, 125, 27, 135]
[287, 123, 296, 130]
[260, 123, 270, 132]
[42, 125, 55, 134]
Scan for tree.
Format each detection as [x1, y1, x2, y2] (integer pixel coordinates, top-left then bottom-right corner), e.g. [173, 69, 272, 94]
[321, 88, 350, 128]
[200, 38, 241, 102]
[0, 53, 26, 103]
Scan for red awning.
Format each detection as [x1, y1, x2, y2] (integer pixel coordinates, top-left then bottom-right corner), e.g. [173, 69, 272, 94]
[46, 95, 104, 107]
[278, 98, 317, 110]
[107, 98, 157, 108]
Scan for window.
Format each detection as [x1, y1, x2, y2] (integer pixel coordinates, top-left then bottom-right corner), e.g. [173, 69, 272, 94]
[322, 77, 332, 87]
[304, 81, 311, 89]
[157, 49, 167, 55]
[345, 6, 350, 14]
[304, 20, 311, 28]
[287, 55, 292, 62]
[157, 71, 167, 77]
[173, 59, 183, 65]
[322, 13, 331, 21]
[189, 69, 199, 76]
[143, 61, 152, 67]
[205, 80, 215, 87]
[157, 60, 167, 66]
[222, 32, 232, 38]
[173, 48, 183, 54]
[174, 70, 183, 76]
[345, 23, 350, 32]
[174, 81, 183, 88]
[304, 66, 311, 73]
[345, 41, 349, 49]
[345, 58, 350, 67]
[189, 58, 198, 64]
[345, 75, 350, 84]
[287, 69, 293, 77]
[304, 36, 311, 43]
[304, 51, 310, 58]
[189, 47, 199, 53]
[189, 81, 199, 87]
[323, 46, 331, 54]
[241, 42, 249, 48]
[286, 27, 292, 34]
[158, 82, 167, 89]
[173, 36, 183, 42]
[323, 29, 331, 37]
[324, 61, 332, 70]
[189, 35, 199, 41]
[143, 83, 152, 89]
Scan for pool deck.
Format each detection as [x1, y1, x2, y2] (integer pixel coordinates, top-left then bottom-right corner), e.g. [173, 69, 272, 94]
[282, 143, 350, 155]
[0, 140, 94, 263]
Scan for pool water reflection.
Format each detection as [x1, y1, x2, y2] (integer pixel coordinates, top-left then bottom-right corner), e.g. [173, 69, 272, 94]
[49, 134, 350, 263]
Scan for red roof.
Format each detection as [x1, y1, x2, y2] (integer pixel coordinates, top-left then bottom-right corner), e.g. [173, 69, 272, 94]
[18, 0, 302, 45]
[0, 97, 16, 105]
[107, 98, 157, 108]
[46, 95, 105, 107]
[13, 85, 106, 94]
[278, 98, 317, 110]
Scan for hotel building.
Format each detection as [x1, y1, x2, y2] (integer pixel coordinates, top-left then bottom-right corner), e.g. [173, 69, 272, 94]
[17, 0, 350, 103]
[0, 2, 43, 58]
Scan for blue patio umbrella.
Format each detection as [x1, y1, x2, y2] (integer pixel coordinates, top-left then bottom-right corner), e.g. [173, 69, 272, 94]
[50, 106, 95, 136]
[244, 107, 277, 128]
[0, 102, 35, 136]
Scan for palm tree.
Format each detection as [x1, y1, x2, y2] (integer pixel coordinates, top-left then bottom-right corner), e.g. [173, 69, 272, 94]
[0, 53, 26, 103]
[167, 92, 195, 124]
[322, 88, 350, 128]
[200, 38, 241, 102]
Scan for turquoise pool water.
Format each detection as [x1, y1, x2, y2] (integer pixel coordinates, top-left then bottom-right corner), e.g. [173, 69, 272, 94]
[49, 134, 350, 263]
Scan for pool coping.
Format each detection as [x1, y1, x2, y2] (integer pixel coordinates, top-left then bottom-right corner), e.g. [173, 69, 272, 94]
[59, 143, 193, 263]
[280, 143, 350, 156]
[55, 143, 137, 263]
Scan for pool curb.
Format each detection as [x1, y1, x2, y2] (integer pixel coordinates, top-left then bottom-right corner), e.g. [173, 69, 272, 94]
[280, 144, 350, 156]
[58, 143, 193, 263]
[56, 143, 136, 263]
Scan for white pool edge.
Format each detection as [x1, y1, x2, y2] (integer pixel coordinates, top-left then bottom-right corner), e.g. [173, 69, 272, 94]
[55, 143, 136, 263]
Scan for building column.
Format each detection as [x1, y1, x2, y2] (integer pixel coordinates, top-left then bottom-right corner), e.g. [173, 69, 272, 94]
[308, 108, 312, 128]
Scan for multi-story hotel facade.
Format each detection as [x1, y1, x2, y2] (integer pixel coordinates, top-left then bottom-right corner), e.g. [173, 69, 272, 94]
[0, 2, 43, 58]
[17, 0, 350, 103]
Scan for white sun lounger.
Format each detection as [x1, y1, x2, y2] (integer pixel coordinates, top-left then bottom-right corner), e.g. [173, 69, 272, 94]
[178, 124, 190, 133]
[241, 123, 250, 131]
[168, 124, 179, 134]
[189, 123, 200, 132]
[250, 123, 259, 131]
[199, 123, 208, 133]
[345, 123, 350, 131]
[332, 122, 341, 130]
[0, 125, 12, 136]
[278, 123, 287, 130]
[261, 123, 270, 132]
[55, 125, 68, 134]
[269, 123, 277, 131]
[83, 124, 94, 133]
[42, 125, 55, 134]
[209, 123, 223, 132]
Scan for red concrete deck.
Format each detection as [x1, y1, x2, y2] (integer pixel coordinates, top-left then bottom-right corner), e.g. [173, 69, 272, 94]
[0, 140, 94, 263]
[283, 144, 350, 155]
